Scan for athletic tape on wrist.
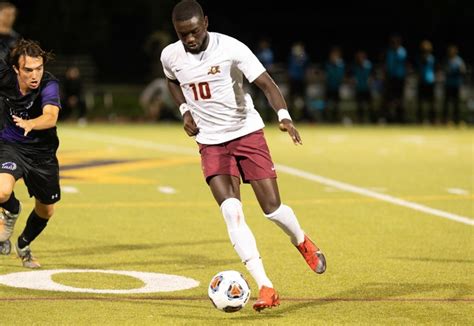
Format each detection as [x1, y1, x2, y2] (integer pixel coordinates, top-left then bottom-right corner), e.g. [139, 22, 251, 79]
[179, 103, 190, 116]
[277, 109, 292, 122]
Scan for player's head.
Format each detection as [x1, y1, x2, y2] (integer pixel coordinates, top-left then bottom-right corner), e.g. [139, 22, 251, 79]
[0, 2, 17, 29]
[172, 0, 209, 54]
[10, 39, 53, 90]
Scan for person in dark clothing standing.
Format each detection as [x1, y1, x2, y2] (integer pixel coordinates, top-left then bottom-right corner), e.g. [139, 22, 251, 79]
[417, 40, 436, 124]
[382, 34, 407, 123]
[0, 39, 61, 269]
[443, 45, 466, 125]
[324, 47, 345, 123]
[61, 66, 86, 124]
[0, 2, 19, 60]
[288, 41, 311, 121]
[353, 50, 375, 123]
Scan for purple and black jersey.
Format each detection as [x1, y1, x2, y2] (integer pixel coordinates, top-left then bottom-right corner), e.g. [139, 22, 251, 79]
[0, 59, 61, 148]
[0, 60, 62, 204]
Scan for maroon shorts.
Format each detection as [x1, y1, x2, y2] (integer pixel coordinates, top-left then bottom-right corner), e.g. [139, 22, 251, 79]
[198, 129, 277, 184]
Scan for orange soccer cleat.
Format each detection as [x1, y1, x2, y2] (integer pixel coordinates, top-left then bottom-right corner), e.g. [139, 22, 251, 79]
[296, 234, 326, 274]
[253, 286, 280, 312]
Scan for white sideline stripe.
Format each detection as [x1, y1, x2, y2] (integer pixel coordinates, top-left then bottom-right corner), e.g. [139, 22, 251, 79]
[60, 129, 196, 155]
[276, 164, 474, 226]
[61, 128, 473, 226]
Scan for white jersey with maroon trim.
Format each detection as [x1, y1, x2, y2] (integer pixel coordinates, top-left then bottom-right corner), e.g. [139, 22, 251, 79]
[161, 32, 266, 144]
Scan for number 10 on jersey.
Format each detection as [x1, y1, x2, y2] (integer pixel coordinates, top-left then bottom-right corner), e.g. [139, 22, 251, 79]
[190, 82, 211, 100]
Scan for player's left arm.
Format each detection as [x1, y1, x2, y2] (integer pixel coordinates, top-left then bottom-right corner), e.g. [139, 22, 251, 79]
[13, 104, 59, 136]
[253, 72, 302, 145]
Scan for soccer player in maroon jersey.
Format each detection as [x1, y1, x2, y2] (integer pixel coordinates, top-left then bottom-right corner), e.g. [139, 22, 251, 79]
[162, 0, 326, 311]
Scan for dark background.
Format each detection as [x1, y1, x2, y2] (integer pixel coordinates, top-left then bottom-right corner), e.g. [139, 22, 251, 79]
[11, 0, 474, 83]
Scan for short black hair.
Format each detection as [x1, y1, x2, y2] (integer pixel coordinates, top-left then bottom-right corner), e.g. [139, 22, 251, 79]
[172, 0, 204, 22]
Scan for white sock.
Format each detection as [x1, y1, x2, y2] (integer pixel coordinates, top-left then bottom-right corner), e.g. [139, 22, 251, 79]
[264, 204, 305, 246]
[220, 198, 273, 289]
[245, 257, 273, 289]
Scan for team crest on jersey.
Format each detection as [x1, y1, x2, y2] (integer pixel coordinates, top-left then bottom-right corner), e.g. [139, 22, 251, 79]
[208, 65, 221, 75]
[1, 162, 17, 170]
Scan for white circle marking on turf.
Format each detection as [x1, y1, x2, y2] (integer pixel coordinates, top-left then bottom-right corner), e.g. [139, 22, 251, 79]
[0, 269, 200, 294]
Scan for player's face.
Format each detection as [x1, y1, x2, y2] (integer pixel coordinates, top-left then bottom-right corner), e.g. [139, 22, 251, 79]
[173, 15, 209, 54]
[14, 55, 44, 92]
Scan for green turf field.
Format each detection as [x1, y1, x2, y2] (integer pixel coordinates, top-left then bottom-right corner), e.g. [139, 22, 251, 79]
[1, 123, 472, 325]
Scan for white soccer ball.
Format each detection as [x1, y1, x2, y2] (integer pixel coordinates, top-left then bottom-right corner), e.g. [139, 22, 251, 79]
[208, 270, 251, 312]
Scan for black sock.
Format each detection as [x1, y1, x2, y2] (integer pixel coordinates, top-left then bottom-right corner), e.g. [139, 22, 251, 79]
[0, 192, 20, 214]
[17, 210, 49, 249]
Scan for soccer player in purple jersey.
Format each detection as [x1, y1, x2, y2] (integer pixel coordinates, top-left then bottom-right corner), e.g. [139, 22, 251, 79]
[0, 39, 61, 268]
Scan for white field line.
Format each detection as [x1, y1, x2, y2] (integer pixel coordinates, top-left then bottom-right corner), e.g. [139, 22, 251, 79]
[276, 164, 473, 226]
[61, 128, 473, 226]
[60, 129, 196, 155]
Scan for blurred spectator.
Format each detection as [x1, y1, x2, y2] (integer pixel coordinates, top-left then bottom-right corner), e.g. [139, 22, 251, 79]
[139, 78, 177, 122]
[288, 41, 311, 121]
[382, 34, 407, 123]
[144, 30, 172, 80]
[61, 66, 87, 125]
[0, 2, 19, 60]
[256, 38, 274, 72]
[254, 38, 275, 121]
[324, 47, 345, 123]
[141, 30, 177, 122]
[417, 40, 436, 124]
[443, 44, 466, 125]
[352, 50, 375, 123]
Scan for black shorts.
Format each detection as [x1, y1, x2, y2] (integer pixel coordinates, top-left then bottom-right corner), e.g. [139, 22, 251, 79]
[0, 142, 60, 204]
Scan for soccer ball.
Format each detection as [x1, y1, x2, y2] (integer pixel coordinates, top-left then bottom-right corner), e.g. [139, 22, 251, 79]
[208, 270, 251, 312]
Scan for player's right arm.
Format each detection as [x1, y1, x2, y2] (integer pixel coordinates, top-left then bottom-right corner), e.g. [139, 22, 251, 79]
[161, 44, 199, 137]
[165, 77, 199, 137]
